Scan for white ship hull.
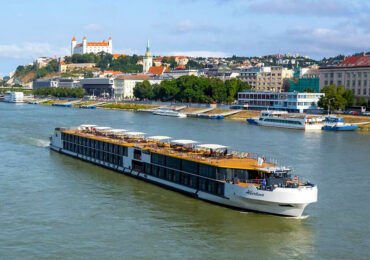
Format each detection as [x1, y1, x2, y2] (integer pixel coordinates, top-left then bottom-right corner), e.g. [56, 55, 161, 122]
[153, 111, 187, 118]
[257, 120, 323, 130]
[50, 132, 317, 217]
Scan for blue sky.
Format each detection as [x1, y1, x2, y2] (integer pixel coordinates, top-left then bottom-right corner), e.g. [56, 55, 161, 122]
[1, 0, 370, 76]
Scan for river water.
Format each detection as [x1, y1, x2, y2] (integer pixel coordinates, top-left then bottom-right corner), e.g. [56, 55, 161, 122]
[0, 102, 369, 259]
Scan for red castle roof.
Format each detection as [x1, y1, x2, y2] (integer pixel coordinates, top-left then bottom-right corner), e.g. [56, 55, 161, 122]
[338, 55, 370, 68]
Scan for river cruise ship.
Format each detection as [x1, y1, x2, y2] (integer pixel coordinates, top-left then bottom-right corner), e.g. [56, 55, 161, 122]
[247, 111, 324, 130]
[50, 125, 317, 217]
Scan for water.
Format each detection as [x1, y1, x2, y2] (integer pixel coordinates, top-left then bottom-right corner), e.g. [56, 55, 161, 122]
[0, 102, 369, 259]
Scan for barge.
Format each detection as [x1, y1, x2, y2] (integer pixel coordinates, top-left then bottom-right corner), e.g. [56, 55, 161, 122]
[50, 125, 317, 217]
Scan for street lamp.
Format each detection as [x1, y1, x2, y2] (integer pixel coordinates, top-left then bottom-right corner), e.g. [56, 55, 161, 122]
[328, 98, 335, 115]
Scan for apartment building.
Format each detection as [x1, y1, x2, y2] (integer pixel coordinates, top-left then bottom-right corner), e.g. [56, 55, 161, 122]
[255, 66, 293, 92]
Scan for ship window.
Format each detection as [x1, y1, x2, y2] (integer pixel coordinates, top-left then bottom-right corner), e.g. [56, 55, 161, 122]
[182, 160, 198, 175]
[134, 150, 142, 160]
[166, 156, 181, 170]
[159, 167, 165, 178]
[199, 164, 216, 179]
[189, 176, 198, 188]
[132, 160, 143, 172]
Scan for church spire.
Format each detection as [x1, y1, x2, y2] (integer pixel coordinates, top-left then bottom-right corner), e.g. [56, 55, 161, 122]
[145, 39, 151, 57]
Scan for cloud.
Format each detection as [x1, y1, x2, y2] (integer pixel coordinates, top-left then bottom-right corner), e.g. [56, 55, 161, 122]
[174, 19, 221, 34]
[84, 23, 103, 32]
[282, 25, 370, 57]
[246, 0, 369, 17]
[0, 43, 69, 59]
[167, 50, 229, 57]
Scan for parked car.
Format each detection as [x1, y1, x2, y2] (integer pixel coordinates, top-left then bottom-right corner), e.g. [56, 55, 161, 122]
[361, 111, 370, 116]
[344, 110, 360, 115]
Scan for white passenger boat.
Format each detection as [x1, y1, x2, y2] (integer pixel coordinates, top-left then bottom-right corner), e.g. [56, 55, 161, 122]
[247, 110, 324, 130]
[50, 125, 317, 217]
[152, 107, 187, 118]
[4, 92, 24, 103]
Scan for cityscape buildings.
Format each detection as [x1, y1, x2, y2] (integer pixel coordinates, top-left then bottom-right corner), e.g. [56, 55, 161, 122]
[319, 54, 370, 102]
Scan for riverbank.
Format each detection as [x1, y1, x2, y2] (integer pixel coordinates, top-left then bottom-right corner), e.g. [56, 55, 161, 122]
[28, 98, 370, 130]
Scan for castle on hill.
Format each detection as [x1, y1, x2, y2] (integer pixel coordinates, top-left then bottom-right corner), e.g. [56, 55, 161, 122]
[71, 36, 112, 55]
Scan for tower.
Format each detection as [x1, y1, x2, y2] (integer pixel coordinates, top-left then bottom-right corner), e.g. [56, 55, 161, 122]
[108, 36, 113, 54]
[143, 40, 153, 73]
[82, 36, 87, 54]
[71, 36, 76, 55]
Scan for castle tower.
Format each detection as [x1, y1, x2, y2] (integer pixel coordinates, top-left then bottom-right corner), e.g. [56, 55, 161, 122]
[82, 36, 87, 54]
[71, 36, 76, 55]
[143, 40, 153, 73]
[108, 36, 113, 54]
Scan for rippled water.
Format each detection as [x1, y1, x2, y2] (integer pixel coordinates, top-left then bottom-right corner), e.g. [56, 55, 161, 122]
[0, 103, 369, 259]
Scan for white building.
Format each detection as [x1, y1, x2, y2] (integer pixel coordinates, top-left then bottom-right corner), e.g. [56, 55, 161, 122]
[114, 74, 161, 100]
[143, 40, 153, 73]
[71, 36, 112, 55]
[237, 91, 324, 113]
[34, 57, 52, 68]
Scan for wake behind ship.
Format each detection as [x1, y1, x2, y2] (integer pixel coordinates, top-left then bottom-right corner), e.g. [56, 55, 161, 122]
[50, 125, 317, 217]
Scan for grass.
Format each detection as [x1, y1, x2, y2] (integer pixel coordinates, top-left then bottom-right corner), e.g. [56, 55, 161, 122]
[100, 103, 157, 111]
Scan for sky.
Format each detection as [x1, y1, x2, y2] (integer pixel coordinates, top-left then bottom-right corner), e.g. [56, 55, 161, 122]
[1, 0, 370, 76]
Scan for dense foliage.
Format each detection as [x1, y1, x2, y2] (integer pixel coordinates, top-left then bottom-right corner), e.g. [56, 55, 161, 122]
[64, 53, 143, 72]
[15, 60, 59, 80]
[186, 60, 203, 69]
[35, 60, 59, 78]
[318, 85, 354, 110]
[33, 87, 85, 98]
[134, 76, 251, 103]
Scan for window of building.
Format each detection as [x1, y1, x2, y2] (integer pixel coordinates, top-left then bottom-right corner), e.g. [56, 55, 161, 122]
[363, 89, 367, 95]
[337, 81, 342, 86]
[337, 73, 342, 78]
[358, 80, 361, 86]
[353, 80, 356, 87]
[358, 72, 362, 77]
[330, 80, 333, 85]
[364, 80, 367, 87]
[324, 73, 328, 78]
[357, 89, 361, 94]
[330, 72, 334, 78]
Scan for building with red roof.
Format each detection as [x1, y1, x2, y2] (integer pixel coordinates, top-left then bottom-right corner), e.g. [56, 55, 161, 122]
[148, 66, 167, 75]
[319, 54, 370, 101]
[71, 36, 113, 55]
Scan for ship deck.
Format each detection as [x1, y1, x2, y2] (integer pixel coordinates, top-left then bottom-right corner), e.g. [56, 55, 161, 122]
[63, 130, 275, 171]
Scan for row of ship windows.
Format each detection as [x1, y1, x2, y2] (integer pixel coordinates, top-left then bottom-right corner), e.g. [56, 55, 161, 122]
[61, 141, 225, 196]
[63, 142, 124, 165]
[261, 118, 302, 125]
[62, 134, 128, 155]
[134, 161, 225, 196]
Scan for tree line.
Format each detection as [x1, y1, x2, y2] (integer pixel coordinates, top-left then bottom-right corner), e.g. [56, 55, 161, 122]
[134, 76, 251, 103]
[64, 53, 143, 73]
[33, 87, 85, 98]
[318, 85, 355, 110]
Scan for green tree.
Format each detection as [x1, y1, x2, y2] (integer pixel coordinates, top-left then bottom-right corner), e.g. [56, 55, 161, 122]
[303, 88, 315, 93]
[186, 60, 203, 69]
[169, 57, 177, 69]
[84, 71, 93, 78]
[134, 81, 154, 100]
[318, 84, 348, 110]
[356, 97, 367, 106]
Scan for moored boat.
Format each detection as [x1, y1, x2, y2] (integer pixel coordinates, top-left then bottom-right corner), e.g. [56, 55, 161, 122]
[152, 107, 187, 118]
[49, 124, 317, 217]
[322, 116, 359, 131]
[247, 110, 324, 130]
